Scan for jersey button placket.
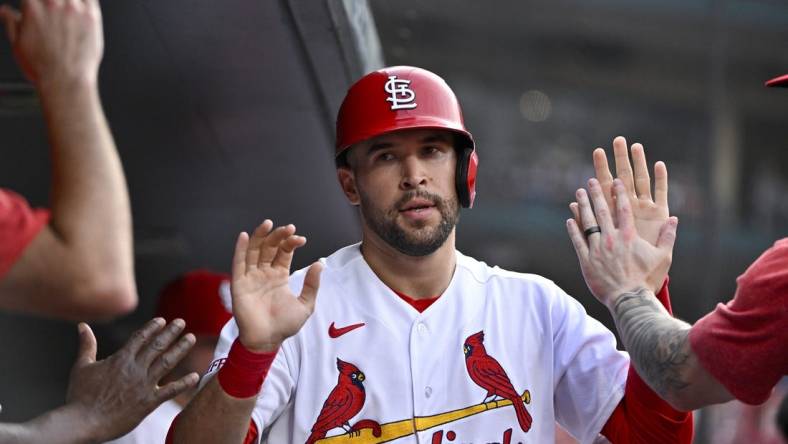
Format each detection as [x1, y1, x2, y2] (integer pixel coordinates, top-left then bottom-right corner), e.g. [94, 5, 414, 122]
[410, 318, 432, 422]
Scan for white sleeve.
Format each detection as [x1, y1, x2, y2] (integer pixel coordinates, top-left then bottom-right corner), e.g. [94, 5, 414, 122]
[203, 318, 296, 444]
[550, 283, 629, 444]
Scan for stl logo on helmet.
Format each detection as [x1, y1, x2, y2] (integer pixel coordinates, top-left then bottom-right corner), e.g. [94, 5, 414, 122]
[384, 75, 417, 110]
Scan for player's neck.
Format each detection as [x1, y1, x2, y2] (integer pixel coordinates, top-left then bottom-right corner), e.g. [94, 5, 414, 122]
[361, 229, 456, 300]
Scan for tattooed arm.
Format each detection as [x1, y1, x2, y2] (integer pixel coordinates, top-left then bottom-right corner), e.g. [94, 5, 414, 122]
[567, 178, 733, 411]
[609, 287, 733, 411]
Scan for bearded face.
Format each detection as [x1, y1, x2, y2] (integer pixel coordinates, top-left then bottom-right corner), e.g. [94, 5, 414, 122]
[337, 129, 461, 256]
[359, 187, 459, 257]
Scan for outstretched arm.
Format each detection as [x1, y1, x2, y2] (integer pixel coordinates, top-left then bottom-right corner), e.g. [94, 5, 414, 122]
[570, 136, 671, 293]
[172, 221, 322, 443]
[0, 0, 135, 320]
[568, 178, 732, 411]
[607, 287, 732, 410]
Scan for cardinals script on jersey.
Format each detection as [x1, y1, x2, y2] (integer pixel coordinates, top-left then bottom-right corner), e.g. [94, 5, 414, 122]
[205, 244, 629, 443]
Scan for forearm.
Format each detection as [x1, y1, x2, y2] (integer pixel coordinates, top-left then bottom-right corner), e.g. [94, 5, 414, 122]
[607, 287, 700, 410]
[173, 376, 258, 444]
[39, 80, 136, 314]
[0, 404, 98, 444]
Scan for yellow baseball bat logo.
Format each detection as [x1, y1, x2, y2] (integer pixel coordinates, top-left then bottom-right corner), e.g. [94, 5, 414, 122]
[317, 390, 531, 444]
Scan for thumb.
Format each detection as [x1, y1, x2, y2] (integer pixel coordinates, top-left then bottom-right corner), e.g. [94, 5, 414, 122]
[0, 5, 21, 44]
[298, 261, 323, 312]
[75, 322, 97, 367]
[657, 216, 679, 252]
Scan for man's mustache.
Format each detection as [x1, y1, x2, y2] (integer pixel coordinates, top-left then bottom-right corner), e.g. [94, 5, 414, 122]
[395, 191, 444, 210]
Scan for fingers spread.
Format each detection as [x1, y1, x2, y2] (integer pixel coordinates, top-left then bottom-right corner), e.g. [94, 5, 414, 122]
[259, 224, 296, 266]
[123, 318, 165, 356]
[630, 143, 652, 200]
[75, 322, 97, 367]
[612, 136, 636, 197]
[155, 372, 200, 403]
[149, 332, 196, 381]
[654, 161, 669, 209]
[137, 319, 186, 366]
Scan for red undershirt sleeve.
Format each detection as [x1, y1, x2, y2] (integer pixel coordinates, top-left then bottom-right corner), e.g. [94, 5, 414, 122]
[600, 279, 694, 443]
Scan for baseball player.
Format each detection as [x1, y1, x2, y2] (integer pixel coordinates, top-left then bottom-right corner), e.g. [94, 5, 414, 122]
[170, 66, 692, 443]
[0, 0, 136, 320]
[566, 74, 788, 412]
[108, 270, 233, 444]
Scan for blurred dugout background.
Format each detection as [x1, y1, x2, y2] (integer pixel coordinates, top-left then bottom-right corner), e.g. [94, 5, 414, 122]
[0, 0, 786, 442]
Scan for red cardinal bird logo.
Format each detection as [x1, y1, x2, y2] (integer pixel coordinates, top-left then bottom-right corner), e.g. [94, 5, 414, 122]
[305, 358, 367, 444]
[463, 331, 532, 433]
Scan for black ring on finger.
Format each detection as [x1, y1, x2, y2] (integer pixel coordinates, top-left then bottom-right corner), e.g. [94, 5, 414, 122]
[584, 226, 602, 238]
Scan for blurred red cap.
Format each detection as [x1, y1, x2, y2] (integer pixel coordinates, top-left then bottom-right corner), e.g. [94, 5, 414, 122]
[155, 270, 232, 336]
[765, 74, 788, 87]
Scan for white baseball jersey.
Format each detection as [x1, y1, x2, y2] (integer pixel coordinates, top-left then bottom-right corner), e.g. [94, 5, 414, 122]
[206, 244, 628, 444]
[106, 399, 181, 444]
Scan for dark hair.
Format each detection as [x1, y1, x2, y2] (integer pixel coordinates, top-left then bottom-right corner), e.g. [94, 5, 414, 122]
[335, 150, 350, 169]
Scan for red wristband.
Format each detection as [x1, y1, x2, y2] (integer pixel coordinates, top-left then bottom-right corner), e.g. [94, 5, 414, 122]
[217, 338, 278, 398]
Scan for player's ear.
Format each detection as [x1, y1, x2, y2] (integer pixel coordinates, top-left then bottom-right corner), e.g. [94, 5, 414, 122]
[337, 166, 360, 206]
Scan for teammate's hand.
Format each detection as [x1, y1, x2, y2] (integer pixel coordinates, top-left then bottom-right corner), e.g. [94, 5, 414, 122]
[65, 318, 199, 442]
[567, 178, 678, 308]
[231, 220, 322, 353]
[571, 136, 670, 292]
[0, 0, 103, 89]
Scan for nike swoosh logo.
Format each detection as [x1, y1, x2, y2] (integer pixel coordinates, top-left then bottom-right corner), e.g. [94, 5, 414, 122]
[328, 321, 365, 338]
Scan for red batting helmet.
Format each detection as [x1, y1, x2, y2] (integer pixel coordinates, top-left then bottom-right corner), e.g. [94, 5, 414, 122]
[335, 66, 479, 208]
[766, 74, 788, 87]
[155, 270, 232, 337]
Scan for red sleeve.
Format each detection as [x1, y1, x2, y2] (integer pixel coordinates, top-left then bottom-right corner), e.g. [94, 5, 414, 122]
[0, 189, 49, 279]
[165, 414, 259, 444]
[601, 280, 694, 443]
[601, 366, 693, 443]
[689, 238, 788, 405]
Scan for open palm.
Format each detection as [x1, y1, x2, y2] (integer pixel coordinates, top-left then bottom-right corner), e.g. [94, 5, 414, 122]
[572, 137, 671, 292]
[567, 179, 678, 307]
[231, 221, 322, 353]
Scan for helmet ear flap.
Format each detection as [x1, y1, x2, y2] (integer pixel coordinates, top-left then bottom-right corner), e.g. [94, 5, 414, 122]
[456, 147, 478, 208]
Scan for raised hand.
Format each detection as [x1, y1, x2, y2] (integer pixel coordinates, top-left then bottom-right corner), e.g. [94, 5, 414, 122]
[0, 0, 104, 88]
[566, 178, 678, 308]
[231, 220, 323, 353]
[571, 136, 670, 291]
[65, 318, 199, 442]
